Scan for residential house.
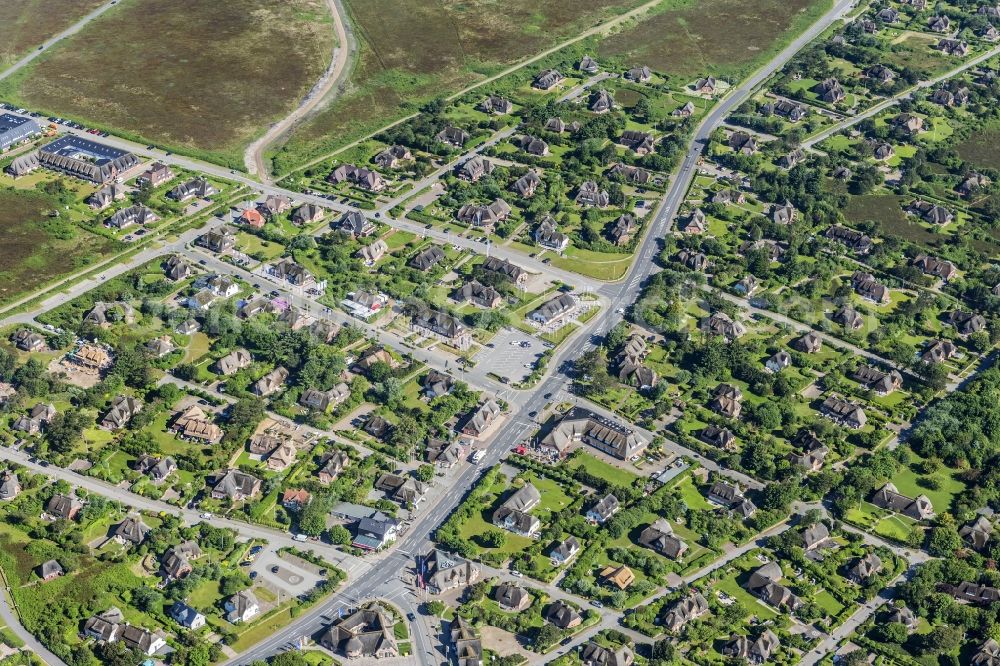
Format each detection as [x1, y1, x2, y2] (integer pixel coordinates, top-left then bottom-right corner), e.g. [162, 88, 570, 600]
[700, 312, 746, 341]
[494, 583, 532, 612]
[618, 130, 654, 155]
[318, 451, 350, 484]
[851, 271, 890, 304]
[528, 293, 577, 325]
[960, 516, 994, 550]
[921, 339, 958, 364]
[338, 210, 376, 237]
[253, 366, 289, 397]
[423, 549, 480, 593]
[353, 512, 399, 551]
[549, 537, 581, 565]
[456, 198, 511, 229]
[422, 370, 456, 399]
[533, 69, 564, 90]
[517, 134, 549, 156]
[409, 245, 446, 271]
[100, 395, 142, 430]
[625, 65, 652, 82]
[833, 305, 865, 330]
[814, 78, 845, 103]
[545, 601, 582, 629]
[13, 402, 56, 435]
[586, 494, 620, 524]
[169, 602, 206, 630]
[693, 77, 717, 94]
[171, 405, 223, 443]
[766, 350, 791, 373]
[825, 225, 873, 254]
[0, 472, 20, 501]
[539, 407, 647, 460]
[168, 177, 217, 202]
[120, 626, 166, 656]
[198, 225, 236, 253]
[820, 395, 867, 428]
[481, 256, 528, 286]
[300, 383, 351, 412]
[492, 482, 541, 536]
[479, 95, 513, 115]
[38, 559, 64, 581]
[281, 489, 312, 511]
[373, 145, 412, 169]
[215, 348, 252, 375]
[710, 383, 743, 419]
[700, 425, 736, 451]
[638, 518, 688, 560]
[87, 183, 127, 210]
[457, 155, 493, 182]
[319, 604, 399, 658]
[291, 203, 324, 226]
[802, 522, 831, 550]
[662, 592, 709, 632]
[12, 329, 45, 352]
[267, 441, 298, 471]
[375, 473, 427, 506]
[871, 482, 934, 519]
[83, 608, 124, 643]
[747, 562, 802, 611]
[947, 310, 986, 336]
[512, 170, 541, 198]
[461, 399, 502, 437]
[589, 89, 615, 113]
[723, 630, 779, 664]
[610, 213, 638, 246]
[453, 280, 502, 309]
[728, 131, 757, 155]
[411, 307, 472, 350]
[136, 162, 174, 188]
[575, 181, 610, 207]
[112, 515, 150, 546]
[212, 470, 261, 501]
[160, 541, 201, 580]
[907, 200, 954, 225]
[792, 332, 823, 353]
[357, 239, 389, 265]
[535, 216, 569, 252]
[578, 55, 600, 73]
[600, 565, 635, 590]
[224, 590, 260, 624]
[436, 126, 470, 147]
[848, 552, 883, 583]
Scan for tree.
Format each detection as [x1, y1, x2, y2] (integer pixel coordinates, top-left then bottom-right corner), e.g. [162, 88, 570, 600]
[877, 622, 909, 644]
[918, 625, 963, 655]
[45, 410, 89, 454]
[482, 529, 507, 548]
[298, 496, 332, 537]
[329, 525, 352, 546]
[416, 464, 435, 483]
[426, 600, 446, 616]
[270, 652, 309, 666]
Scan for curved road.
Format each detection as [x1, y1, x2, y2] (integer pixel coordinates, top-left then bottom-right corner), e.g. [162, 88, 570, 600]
[244, 0, 357, 182]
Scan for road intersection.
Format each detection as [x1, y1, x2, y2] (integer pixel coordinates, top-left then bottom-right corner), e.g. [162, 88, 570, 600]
[0, 0, 964, 662]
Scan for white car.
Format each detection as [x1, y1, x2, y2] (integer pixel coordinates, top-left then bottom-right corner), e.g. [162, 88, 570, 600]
[293, 533, 308, 542]
[470, 450, 485, 464]
[510, 569, 523, 578]
[199, 512, 213, 519]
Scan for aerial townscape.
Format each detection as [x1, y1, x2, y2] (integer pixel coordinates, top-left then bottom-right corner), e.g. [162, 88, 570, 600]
[3, 1, 1000, 666]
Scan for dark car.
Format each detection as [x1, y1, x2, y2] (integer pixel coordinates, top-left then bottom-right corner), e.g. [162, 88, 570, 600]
[406, 612, 416, 621]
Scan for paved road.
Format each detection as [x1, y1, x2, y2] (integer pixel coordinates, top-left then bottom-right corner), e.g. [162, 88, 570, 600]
[0, 448, 371, 579]
[803, 42, 1000, 148]
[0, 0, 119, 82]
[0, 584, 68, 666]
[244, 0, 356, 181]
[223, 1, 862, 661]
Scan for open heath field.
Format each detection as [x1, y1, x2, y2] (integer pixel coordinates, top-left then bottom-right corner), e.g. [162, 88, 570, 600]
[598, 0, 830, 81]
[0, 188, 118, 307]
[268, 0, 651, 174]
[0, 0, 336, 169]
[0, 0, 106, 71]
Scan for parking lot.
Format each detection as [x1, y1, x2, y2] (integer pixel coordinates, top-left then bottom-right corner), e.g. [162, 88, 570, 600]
[474, 327, 547, 383]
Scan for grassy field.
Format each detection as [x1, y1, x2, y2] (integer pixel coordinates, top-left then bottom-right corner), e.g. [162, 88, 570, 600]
[0, 188, 117, 307]
[269, 0, 651, 173]
[0, 0, 106, 71]
[0, 0, 336, 168]
[957, 123, 1000, 170]
[598, 0, 831, 81]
